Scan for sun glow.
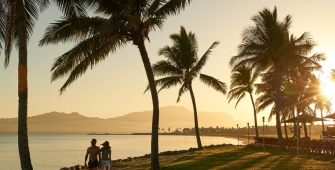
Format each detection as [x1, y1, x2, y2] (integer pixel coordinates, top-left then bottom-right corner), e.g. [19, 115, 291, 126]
[321, 82, 335, 101]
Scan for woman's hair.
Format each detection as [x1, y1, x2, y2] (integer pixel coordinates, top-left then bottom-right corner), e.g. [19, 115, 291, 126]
[102, 145, 111, 150]
[101, 141, 111, 149]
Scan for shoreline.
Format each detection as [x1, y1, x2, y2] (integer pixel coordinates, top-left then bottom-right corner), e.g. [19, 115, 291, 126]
[87, 133, 255, 145]
[59, 134, 253, 169]
[1, 133, 255, 144]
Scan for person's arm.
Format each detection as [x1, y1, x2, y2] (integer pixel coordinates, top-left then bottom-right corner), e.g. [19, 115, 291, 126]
[84, 148, 89, 167]
[109, 149, 112, 162]
[98, 147, 101, 167]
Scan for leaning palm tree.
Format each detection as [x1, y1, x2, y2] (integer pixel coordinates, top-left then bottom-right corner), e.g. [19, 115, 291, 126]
[0, 1, 87, 169]
[145, 26, 226, 149]
[230, 7, 320, 150]
[228, 65, 259, 137]
[39, 1, 192, 168]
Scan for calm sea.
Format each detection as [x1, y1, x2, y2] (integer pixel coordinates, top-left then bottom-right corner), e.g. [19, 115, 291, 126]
[0, 134, 241, 169]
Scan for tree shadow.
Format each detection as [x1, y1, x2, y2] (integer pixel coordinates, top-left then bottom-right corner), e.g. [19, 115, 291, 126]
[162, 145, 335, 170]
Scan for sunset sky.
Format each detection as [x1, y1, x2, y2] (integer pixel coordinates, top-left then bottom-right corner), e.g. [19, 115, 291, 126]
[1, 0, 335, 126]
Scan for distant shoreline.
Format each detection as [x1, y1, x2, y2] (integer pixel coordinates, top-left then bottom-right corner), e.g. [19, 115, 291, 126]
[0, 133, 255, 144]
[86, 133, 253, 144]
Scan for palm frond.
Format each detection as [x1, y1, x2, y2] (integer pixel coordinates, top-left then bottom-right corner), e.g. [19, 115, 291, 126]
[142, 16, 164, 35]
[234, 93, 246, 108]
[51, 33, 127, 93]
[169, 26, 197, 69]
[152, 60, 183, 76]
[227, 86, 247, 103]
[3, 0, 16, 67]
[177, 82, 188, 102]
[158, 45, 183, 68]
[143, 76, 182, 93]
[24, 0, 39, 37]
[39, 16, 107, 46]
[199, 74, 226, 94]
[53, 0, 89, 17]
[256, 92, 274, 112]
[191, 41, 219, 74]
[157, 76, 183, 92]
[155, 0, 192, 17]
[256, 97, 274, 113]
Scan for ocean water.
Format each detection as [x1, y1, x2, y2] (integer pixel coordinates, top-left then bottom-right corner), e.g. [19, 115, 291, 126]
[0, 134, 240, 169]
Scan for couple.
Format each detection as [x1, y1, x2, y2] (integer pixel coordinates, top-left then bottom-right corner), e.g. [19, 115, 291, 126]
[85, 138, 112, 170]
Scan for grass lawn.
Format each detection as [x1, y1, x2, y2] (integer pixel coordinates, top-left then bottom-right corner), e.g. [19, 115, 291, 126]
[112, 145, 335, 170]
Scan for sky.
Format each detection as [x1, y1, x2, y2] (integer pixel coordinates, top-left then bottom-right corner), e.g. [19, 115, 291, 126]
[1, 0, 335, 126]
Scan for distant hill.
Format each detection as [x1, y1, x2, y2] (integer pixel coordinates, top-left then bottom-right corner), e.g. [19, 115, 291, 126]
[0, 106, 252, 134]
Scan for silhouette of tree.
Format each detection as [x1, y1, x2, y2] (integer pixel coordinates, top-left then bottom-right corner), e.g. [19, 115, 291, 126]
[145, 26, 226, 149]
[1, 1, 87, 168]
[230, 7, 322, 149]
[228, 65, 259, 137]
[39, 1, 192, 168]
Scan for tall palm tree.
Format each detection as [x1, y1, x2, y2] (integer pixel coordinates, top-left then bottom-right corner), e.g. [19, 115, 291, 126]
[0, 0, 89, 169]
[145, 26, 226, 149]
[230, 7, 320, 149]
[228, 65, 259, 137]
[39, 1, 192, 168]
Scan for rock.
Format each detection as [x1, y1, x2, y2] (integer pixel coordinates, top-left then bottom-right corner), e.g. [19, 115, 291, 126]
[59, 164, 84, 170]
[74, 165, 82, 170]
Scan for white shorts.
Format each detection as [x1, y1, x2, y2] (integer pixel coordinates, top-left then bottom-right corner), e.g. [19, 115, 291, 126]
[101, 160, 111, 167]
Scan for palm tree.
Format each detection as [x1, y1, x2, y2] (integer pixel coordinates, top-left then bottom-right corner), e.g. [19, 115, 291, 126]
[39, 1, 192, 168]
[145, 26, 226, 149]
[0, 1, 86, 168]
[228, 65, 259, 137]
[308, 75, 331, 131]
[230, 7, 320, 149]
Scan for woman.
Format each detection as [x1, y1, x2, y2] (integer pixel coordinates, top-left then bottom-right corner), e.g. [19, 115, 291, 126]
[100, 141, 112, 170]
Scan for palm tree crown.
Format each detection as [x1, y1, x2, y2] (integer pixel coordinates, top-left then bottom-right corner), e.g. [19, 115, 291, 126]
[146, 26, 226, 149]
[228, 65, 259, 137]
[228, 65, 258, 107]
[147, 26, 226, 100]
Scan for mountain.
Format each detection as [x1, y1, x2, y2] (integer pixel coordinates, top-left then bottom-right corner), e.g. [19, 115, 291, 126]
[0, 106, 252, 134]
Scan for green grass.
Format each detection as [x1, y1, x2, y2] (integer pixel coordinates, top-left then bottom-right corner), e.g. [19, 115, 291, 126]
[112, 145, 335, 170]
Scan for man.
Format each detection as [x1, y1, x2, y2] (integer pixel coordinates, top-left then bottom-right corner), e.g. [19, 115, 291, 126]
[85, 138, 101, 170]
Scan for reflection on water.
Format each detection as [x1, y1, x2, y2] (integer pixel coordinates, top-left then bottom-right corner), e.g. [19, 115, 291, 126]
[0, 134, 240, 169]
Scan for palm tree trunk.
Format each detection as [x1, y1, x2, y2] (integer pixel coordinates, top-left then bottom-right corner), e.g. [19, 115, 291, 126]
[321, 110, 325, 132]
[248, 93, 259, 138]
[274, 67, 284, 150]
[137, 38, 160, 170]
[189, 83, 203, 149]
[293, 109, 297, 137]
[283, 117, 288, 139]
[303, 122, 308, 138]
[17, 1, 33, 169]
